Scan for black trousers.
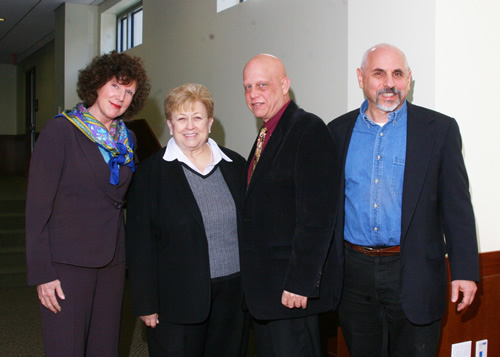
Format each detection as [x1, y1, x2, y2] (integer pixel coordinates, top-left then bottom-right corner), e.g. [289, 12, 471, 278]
[339, 244, 441, 357]
[39, 262, 126, 357]
[253, 314, 321, 357]
[147, 274, 249, 357]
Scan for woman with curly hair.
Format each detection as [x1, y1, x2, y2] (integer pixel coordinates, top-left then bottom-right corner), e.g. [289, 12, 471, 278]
[25, 51, 150, 356]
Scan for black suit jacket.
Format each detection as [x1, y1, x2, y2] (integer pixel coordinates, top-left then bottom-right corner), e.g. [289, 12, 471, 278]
[125, 146, 246, 324]
[241, 101, 341, 320]
[327, 102, 479, 324]
[25, 117, 134, 286]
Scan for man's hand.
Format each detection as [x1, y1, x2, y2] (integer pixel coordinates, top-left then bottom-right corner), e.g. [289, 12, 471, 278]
[451, 280, 477, 312]
[140, 313, 159, 328]
[281, 290, 308, 309]
[37, 279, 65, 313]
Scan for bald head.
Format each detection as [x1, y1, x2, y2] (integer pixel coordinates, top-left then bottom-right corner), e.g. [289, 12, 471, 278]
[244, 54, 288, 80]
[243, 54, 291, 121]
[360, 44, 410, 73]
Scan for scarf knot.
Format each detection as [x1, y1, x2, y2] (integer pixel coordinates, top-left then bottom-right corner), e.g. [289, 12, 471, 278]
[58, 103, 135, 185]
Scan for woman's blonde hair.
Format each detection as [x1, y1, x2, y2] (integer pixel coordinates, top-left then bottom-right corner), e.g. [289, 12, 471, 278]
[164, 83, 214, 120]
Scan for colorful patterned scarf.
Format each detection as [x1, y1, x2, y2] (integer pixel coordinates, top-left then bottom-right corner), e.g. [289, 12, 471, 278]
[58, 103, 135, 185]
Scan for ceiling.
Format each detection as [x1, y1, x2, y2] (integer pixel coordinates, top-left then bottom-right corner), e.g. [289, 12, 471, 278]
[0, 0, 105, 65]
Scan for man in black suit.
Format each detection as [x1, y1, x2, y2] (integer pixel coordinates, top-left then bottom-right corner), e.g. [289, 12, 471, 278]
[240, 54, 340, 356]
[328, 43, 479, 356]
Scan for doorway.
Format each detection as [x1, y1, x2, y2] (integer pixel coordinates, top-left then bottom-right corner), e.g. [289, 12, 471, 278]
[25, 67, 37, 165]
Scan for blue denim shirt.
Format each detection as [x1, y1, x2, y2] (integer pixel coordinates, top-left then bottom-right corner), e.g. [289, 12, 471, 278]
[344, 100, 407, 247]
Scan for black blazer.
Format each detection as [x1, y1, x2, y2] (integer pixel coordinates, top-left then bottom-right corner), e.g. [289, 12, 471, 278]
[125, 146, 246, 324]
[241, 101, 341, 320]
[327, 102, 479, 324]
[25, 117, 134, 286]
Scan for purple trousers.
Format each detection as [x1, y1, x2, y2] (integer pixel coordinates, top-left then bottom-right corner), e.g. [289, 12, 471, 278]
[39, 261, 126, 357]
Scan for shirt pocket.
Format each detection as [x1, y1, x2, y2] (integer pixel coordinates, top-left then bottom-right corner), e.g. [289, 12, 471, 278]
[390, 156, 406, 197]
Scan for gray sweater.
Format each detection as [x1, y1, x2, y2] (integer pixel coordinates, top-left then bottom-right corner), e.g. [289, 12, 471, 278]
[183, 165, 240, 279]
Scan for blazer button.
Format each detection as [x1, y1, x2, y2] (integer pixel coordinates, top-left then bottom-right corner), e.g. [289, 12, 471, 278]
[114, 202, 123, 209]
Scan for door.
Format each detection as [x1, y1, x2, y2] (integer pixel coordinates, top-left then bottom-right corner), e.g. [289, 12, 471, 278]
[25, 67, 37, 161]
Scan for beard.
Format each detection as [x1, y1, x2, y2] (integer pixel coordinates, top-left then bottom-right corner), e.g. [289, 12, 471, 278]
[375, 87, 402, 112]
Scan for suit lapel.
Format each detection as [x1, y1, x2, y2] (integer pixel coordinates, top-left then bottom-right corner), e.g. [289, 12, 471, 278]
[163, 160, 205, 229]
[340, 115, 357, 186]
[336, 113, 357, 233]
[74, 128, 131, 202]
[400, 103, 437, 245]
[246, 102, 295, 195]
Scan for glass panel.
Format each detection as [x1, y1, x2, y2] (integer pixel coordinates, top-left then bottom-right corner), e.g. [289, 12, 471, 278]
[117, 20, 123, 52]
[121, 17, 128, 51]
[132, 9, 143, 47]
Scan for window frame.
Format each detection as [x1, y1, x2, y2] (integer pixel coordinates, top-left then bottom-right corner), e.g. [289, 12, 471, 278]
[116, 3, 143, 52]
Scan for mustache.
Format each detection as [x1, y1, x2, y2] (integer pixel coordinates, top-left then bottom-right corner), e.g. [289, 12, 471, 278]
[377, 87, 399, 96]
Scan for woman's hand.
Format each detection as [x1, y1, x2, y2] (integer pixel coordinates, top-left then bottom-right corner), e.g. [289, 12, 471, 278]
[37, 279, 65, 313]
[140, 313, 159, 328]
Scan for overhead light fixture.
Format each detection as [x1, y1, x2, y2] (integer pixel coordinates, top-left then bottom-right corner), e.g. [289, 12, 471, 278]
[0, 18, 5, 22]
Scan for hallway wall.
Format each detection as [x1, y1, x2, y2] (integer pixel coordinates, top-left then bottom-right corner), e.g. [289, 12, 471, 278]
[0, 64, 17, 135]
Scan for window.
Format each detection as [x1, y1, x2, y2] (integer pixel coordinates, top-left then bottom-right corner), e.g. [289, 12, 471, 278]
[117, 3, 143, 52]
[217, 0, 247, 13]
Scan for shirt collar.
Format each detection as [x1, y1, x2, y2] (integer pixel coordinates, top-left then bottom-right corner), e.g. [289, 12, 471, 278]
[359, 99, 408, 127]
[163, 137, 232, 175]
[263, 100, 291, 132]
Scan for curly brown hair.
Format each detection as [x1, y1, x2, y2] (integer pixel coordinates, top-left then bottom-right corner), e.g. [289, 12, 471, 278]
[77, 51, 151, 119]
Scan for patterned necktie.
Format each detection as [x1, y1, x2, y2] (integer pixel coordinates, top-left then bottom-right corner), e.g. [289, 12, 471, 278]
[249, 126, 268, 182]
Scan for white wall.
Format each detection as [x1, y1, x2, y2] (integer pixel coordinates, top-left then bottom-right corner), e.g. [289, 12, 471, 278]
[0, 64, 17, 135]
[436, 0, 500, 252]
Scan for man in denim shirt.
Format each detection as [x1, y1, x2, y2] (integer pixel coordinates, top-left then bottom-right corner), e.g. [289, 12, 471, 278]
[328, 44, 479, 356]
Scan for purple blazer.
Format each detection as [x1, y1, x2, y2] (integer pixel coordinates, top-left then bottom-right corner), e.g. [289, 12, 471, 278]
[25, 116, 134, 286]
